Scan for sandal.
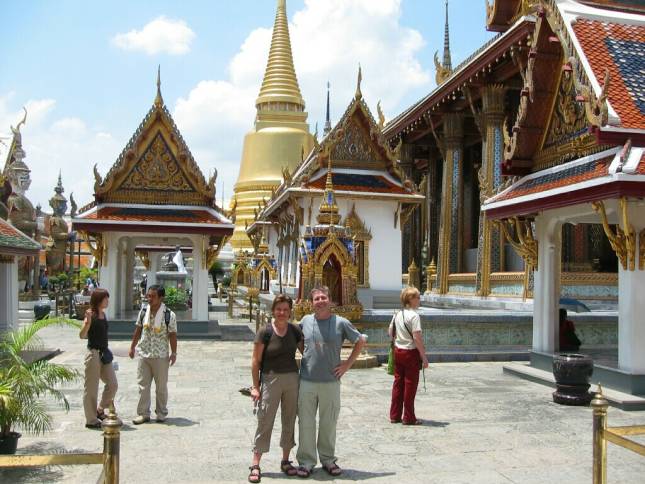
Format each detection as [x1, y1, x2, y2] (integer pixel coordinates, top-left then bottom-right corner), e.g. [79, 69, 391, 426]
[296, 466, 311, 478]
[323, 463, 342, 476]
[248, 465, 261, 483]
[281, 460, 297, 476]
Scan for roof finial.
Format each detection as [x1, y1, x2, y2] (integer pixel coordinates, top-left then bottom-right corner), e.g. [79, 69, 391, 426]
[324, 81, 332, 135]
[355, 64, 363, 100]
[434, 1, 453, 85]
[443, 0, 452, 71]
[155, 65, 163, 107]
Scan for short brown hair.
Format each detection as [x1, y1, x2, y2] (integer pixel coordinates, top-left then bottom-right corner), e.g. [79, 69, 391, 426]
[271, 293, 293, 312]
[400, 286, 420, 307]
[309, 285, 330, 301]
[90, 288, 110, 315]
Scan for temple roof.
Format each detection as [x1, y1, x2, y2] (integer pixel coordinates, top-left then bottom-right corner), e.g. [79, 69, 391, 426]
[482, 143, 645, 219]
[73, 203, 233, 238]
[569, 13, 645, 130]
[0, 218, 41, 256]
[251, 86, 423, 224]
[92, 75, 216, 207]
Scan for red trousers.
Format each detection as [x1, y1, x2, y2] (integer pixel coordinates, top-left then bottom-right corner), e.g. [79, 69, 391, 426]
[389, 347, 421, 423]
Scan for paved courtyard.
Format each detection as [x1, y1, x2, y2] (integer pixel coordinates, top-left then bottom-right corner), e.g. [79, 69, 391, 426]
[2, 318, 645, 484]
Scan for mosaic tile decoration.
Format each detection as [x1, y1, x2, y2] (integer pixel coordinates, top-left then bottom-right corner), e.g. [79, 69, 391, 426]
[449, 149, 461, 273]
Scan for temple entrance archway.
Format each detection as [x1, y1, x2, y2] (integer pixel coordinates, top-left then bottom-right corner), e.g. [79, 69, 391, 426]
[322, 255, 342, 305]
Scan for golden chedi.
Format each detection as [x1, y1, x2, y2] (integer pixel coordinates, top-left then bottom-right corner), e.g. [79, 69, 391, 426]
[231, 0, 313, 251]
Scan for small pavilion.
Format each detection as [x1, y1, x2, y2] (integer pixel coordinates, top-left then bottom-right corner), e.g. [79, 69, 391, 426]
[72, 73, 233, 321]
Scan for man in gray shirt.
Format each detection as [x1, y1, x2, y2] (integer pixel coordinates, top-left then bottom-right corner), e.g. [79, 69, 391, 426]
[296, 286, 366, 477]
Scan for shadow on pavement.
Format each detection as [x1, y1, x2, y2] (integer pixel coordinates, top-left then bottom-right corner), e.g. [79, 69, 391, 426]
[0, 441, 94, 482]
[161, 417, 199, 427]
[262, 469, 396, 481]
[423, 420, 450, 428]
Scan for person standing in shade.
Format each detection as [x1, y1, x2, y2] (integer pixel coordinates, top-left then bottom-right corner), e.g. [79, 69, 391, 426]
[248, 294, 304, 483]
[296, 286, 366, 478]
[129, 285, 177, 424]
[79, 288, 118, 429]
[388, 286, 428, 425]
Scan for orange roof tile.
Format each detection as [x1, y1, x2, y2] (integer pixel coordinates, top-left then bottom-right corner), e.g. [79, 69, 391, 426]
[573, 19, 645, 130]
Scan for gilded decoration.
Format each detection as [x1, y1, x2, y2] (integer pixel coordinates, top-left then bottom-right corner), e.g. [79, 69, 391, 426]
[121, 133, 193, 192]
[343, 204, 371, 288]
[639, 229, 645, 271]
[407, 260, 420, 289]
[494, 217, 537, 299]
[425, 258, 437, 293]
[296, 228, 363, 321]
[542, 69, 586, 149]
[136, 250, 150, 271]
[592, 198, 635, 271]
[94, 83, 214, 206]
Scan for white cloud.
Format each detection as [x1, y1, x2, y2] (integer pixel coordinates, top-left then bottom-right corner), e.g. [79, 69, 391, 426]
[0, 95, 121, 211]
[173, 0, 430, 208]
[112, 16, 195, 55]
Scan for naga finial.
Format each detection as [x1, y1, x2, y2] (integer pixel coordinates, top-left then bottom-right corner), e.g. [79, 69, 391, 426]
[154, 65, 164, 107]
[70, 193, 78, 218]
[93, 163, 103, 191]
[377, 100, 385, 129]
[11, 107, 27, 135]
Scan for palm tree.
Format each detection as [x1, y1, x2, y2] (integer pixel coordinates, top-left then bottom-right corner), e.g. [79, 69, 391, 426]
[0, 318, 79, 448]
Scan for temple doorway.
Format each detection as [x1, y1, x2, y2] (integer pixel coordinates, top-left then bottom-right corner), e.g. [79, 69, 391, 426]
[322, 255, 342, 305]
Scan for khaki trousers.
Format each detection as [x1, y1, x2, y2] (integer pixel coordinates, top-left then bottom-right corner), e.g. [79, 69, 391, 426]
[252, 371, 299, 454]
[296, 379, 341, 470]
[136, 357, 170, 419]
[83, 349, 118, 425]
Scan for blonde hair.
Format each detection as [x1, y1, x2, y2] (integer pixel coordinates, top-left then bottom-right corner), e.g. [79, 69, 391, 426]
[400, 286, 420, 307]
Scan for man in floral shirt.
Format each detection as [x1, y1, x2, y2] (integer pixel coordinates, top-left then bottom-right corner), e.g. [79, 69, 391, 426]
[129, 285, 178, 424]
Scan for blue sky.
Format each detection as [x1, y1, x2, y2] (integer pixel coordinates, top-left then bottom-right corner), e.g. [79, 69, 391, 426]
[1, 0, 494, 209]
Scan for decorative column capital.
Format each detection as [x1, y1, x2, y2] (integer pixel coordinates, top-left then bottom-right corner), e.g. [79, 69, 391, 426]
[442, 112, 463, 148]
[481, 84, 506, 124]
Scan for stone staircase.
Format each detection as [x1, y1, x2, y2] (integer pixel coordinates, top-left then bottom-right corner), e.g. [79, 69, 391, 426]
[18, 297, 55, 325]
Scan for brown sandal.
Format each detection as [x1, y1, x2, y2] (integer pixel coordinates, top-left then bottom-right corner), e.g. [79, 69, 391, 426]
[323, 463, 342, 476]
[248, 464, 261, 483]
[281, 460, 297, 476]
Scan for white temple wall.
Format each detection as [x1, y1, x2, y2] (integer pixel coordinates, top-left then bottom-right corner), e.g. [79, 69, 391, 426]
[0, 259, 19, 333]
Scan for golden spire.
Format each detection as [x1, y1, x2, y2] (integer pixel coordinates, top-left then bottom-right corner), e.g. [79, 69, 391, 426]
[154, 65, 163, 107]
[256, 0, 305, 110]
[317, 155, 340, 225]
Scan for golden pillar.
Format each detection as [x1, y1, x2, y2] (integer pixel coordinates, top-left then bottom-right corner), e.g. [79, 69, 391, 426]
[231, 0, 313, 251]
[436, 113, 463, 294]
[476, 84, 505, 296]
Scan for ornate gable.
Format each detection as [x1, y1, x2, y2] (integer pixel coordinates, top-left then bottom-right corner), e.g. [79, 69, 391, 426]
[94, 85, 215, 206]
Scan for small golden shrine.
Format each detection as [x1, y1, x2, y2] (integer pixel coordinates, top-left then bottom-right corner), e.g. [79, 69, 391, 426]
[294, 158, 363, 321]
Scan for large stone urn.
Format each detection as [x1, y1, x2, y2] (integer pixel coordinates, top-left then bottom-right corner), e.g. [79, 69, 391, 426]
[552, 353, 594, 405]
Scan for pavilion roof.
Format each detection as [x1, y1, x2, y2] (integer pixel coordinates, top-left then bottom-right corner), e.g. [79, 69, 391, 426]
[482, 143, 645, 219]
[0, 218, 41, 256]
[73, 203, 234, 238]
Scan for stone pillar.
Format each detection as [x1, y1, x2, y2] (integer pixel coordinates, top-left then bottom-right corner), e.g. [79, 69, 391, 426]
[191, 235, 209, 321]
[101, 233, 119, 319]
[290, 239, 298, 286]
[0, 256, 19, 332]
[124, 239, 135, 312]
[436, 113, 464, 294]
[146, 253, 159, 287]
[617, 205, 645, 373]
[427, 156, 441, 263]
[533, 214, 561, 353]
[476, 85, 505, 296]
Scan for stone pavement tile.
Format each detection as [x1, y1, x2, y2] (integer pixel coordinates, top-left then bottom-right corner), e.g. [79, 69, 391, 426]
[3, 326, 645, 483]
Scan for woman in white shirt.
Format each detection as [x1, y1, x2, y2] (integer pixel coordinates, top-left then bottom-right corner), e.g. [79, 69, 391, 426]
[388, 286, 428, 425]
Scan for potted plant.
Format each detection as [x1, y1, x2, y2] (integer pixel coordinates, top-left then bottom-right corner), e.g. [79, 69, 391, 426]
[0, 318, 79, 454]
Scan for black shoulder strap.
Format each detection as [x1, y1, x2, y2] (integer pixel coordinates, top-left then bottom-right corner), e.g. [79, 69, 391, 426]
[164, 308, 171, 329]
[136, 307, 145, 325]
[260, 324, 273, 376]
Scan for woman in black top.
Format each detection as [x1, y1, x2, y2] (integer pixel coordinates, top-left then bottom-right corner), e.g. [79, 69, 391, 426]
[79, 288, 118, 429]
[248, 294, 304, 483]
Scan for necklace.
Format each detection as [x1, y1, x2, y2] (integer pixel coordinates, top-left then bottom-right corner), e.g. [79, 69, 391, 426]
[272, 320, 288, 337]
